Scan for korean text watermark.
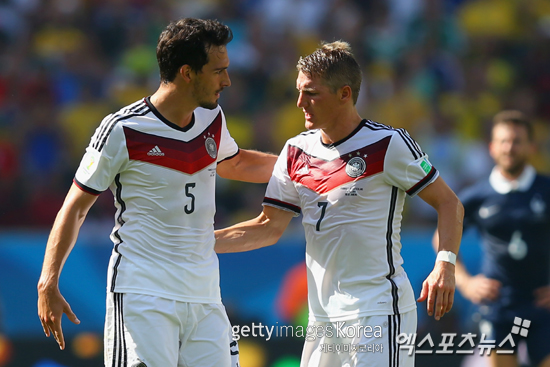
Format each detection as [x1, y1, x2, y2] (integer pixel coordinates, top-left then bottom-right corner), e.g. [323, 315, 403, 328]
[397, 317, 530, 356]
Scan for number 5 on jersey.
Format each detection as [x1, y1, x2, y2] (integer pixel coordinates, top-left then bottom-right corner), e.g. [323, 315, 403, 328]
[184, 183, 195, 214]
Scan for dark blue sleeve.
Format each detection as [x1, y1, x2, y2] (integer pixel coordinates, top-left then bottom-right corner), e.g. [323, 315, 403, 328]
[458, 184, 484, 231]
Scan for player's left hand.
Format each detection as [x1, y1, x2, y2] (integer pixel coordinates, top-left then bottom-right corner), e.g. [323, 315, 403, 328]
[534, 285, 550, 310]
[417, 261, 455, 320]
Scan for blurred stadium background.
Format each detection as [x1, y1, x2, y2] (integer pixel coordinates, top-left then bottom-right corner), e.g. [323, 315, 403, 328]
[1, 0, 549, 366]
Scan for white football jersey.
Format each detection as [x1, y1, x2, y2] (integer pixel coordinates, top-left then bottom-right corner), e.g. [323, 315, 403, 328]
[74, 97, 238, 304]
[264, 120, 438, 321]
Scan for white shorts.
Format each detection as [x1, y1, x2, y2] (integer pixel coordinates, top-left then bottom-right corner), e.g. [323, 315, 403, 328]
[104, 292, 240, 367]
[300, 310, 417, 367]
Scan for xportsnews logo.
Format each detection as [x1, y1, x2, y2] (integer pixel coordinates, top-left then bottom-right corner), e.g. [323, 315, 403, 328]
[397, 317, 532, 355]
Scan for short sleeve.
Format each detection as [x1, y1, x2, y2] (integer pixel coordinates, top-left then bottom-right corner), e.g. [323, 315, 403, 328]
[74, 119, 128, 195]
[217, 110, 239, 162]
[263, 142, 301, 216]
[383, 130, 439, 197]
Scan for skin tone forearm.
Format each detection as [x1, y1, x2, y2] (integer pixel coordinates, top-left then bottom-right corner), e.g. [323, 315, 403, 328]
[417, 177, 464, 320]
[215, 206, 294, 253]
[37, 183, 97, 349]
[217, 149, 277, 183]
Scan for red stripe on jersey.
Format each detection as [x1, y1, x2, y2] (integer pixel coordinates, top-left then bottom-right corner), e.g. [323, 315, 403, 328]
[124, 112, 222, 174]
[287, 136, 391, 194]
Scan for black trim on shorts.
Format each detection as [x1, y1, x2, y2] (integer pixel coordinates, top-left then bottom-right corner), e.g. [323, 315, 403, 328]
[387, 314, 401, 367]
[110, 293, 128, 367]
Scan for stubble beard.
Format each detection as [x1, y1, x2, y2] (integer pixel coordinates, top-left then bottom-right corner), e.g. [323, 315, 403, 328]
[199, 100, 219, 110]
[193, 79, 219, 110]
[500, 156, 527, 178]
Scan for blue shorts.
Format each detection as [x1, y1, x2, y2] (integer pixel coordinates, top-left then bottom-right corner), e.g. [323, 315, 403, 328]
[480, 304, 550, 366]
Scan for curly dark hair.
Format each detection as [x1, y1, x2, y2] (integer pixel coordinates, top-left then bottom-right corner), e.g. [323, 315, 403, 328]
[156, 18, 233, 83]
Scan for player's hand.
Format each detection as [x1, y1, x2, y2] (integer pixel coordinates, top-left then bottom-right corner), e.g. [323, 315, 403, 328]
[534, 285, 550, 310]
[37, 284, 80, 350]
[460, 274, 501, 304]
[417, 261, 455, 320]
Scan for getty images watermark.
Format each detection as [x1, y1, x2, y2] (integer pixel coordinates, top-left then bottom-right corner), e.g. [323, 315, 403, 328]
[232, 317, 531, 356]
[232, 322, 383, 341]
[232, 321, 385, 353]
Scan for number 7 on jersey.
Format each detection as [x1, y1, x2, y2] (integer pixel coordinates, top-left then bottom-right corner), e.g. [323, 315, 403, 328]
[316, 201, 328, 231]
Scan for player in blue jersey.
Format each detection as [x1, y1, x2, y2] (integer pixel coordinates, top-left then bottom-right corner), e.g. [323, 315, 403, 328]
[452, 110, 550, 367]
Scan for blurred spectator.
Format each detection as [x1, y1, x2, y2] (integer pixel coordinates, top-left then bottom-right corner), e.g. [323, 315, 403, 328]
[1, 0, 549, 230]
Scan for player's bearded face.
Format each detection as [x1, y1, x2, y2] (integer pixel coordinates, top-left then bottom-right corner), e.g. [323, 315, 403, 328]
[193, 77, 220, 110]
[192, 46, 231, 110]
[490, 123, 533, 176]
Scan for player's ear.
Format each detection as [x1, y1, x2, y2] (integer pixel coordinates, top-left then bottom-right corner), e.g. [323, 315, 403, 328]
[179, 65, 193, 83]
[340, 85, 353, 103]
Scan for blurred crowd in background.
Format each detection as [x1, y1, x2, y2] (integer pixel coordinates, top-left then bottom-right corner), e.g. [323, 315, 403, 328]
[1, 0, 550, 228]
[1, 1, 550, 366]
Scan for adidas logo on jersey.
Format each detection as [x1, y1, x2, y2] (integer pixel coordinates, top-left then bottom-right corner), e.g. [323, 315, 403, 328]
[147, 146, 165, 156]
[296, 165, 310, 175]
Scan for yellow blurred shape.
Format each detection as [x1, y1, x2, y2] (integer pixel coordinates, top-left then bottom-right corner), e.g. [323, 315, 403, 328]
[238, 339, 267, 367]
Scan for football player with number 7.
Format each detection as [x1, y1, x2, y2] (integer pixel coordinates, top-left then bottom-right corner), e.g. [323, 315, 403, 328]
[215, 41, 464, 367]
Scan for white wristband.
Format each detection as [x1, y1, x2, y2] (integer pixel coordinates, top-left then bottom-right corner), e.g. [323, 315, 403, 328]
[436, 251, 456, 266]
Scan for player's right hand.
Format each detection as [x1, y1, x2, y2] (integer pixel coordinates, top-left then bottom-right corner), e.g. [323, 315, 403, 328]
[462, 274, 501, 304]
[37, 285, 80, 350]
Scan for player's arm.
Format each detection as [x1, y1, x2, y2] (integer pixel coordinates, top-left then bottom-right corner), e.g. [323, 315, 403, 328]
[217, 149, 277, 183]
[215, 205, 294, 253]
[37, 183, 98, 350]
[416, 176, 464, 320]
[433, 231, 501, 304]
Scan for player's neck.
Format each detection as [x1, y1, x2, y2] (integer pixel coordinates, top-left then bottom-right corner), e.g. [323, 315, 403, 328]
[320, 112, 363, 145]
[150, 84, 195, 128]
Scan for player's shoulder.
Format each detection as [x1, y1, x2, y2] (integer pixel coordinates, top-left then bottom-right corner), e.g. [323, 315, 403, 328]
[534, 173, 550, 184]
[101, 98, 151, 128]
[362, 119, 420, 150]
[91, 99, 151, 147]
[363, 119, 406, 137]
[286, 129, 320, 146]
[533, 173, 550, 192]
